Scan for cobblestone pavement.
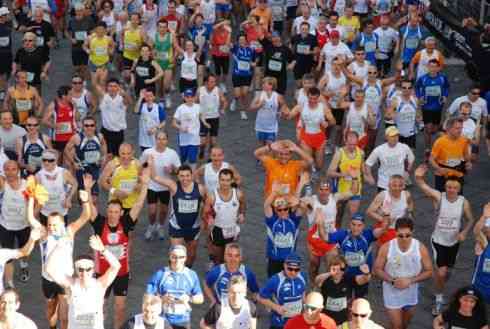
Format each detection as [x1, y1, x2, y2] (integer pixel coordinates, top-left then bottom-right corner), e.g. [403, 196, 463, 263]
[9, 33, 490, 329]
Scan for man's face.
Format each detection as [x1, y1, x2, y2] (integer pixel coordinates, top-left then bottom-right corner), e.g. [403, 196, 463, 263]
[107, 203, 123, 222]
[83, 120, 96, 135]
[177, 170, 193, 186]
[448, 121, 463, 138]
[0, 292, 18, 315]
[47, 215, 64, 235]
[224, 247, 241, 268]
[218, 174, 233, 190]
[388, 178, 404, 194]
[17, 72, 28, 84]
[401, 82, 412, 96]
[228, 283, 247, 309]
[118, 145, 133, 162]
[25, 118, 39, 133]
[396, 227, 413, 244]
[351, 305, 370, 327]
[169, 251, 186, 270]
[1, 113, 13, 128]
[428, 62, 440, 75]
[283, 263, 300, 278]
[277, 149, 291, 163]
[468, 89, 480, 102]
[350, 220, 364, 236]
[3, 162, 18, 179]
[155, 133, 168, 149]
[107, 82, 119, 94]
[445, 181, 461, 198]
[142, 302, 161, 323]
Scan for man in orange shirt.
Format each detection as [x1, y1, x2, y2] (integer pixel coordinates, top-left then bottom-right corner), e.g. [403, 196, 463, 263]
[250, 0, 273, 32]
[254, 139, 313, 197]
[430, 117, 472, 192]
[284, 292, 337, 329]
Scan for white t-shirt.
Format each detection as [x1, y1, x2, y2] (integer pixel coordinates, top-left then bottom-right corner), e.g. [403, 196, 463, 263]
[321, 41, 353, 73]
[292, 16, 318, 35]
[0, 313, 38, 329]
[366, 142, 415, 189]
[0, 125, 26, 153]
[140, 147, 181, 191]
[374, 27, 399, 60]
[447, 95, 488, 123]
[0, 249, 20, 293]
[174, 103, 201, 146]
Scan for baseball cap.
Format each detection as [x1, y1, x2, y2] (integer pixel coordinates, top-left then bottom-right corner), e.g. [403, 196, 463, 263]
[351, 212, 365, 222]
[183, 88, 195, 97]
[385, 126, 400, 137]
[330, 30, 340, 38]
[0, 7, 9, 16]
[461, 287, 479, 300]
[284, 253, 302, 267]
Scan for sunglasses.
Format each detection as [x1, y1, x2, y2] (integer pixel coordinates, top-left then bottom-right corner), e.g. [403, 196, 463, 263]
[170, 255, 186, 260]
[368, 71, 377, 74]
[470, 91, 480, 95]
[304, 304, 321, 312]
[286, 267, 300, 272]
[23, 39, 34, 42]
[352, 312, 368, 318]
[84, 124, 96, 127]
[72, 81, 83, 84]
[42, 159, 56, 163]
[397, 233, 412, 238]
[26, 123, 39, 127]
[77, 267, 93, 272]
[276, 208, 289, 212]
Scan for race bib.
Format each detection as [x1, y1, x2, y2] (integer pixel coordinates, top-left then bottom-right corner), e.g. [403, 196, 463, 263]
[250, 41, 262, 51]
[483, 258, 490, 273]
[268, 60, 282, 72]
[405, 37, 418, 49]
[157, 51, 169, 61]
[107, 244, 125, 259]
[219, 45, 230, 53]
[344, 251, 365, 267]
[119, 179, 137, 193]
[425, 85, 441, 97]
[273, 232, 294, 248]
[399, 111, 415, 123]
[27, 72, 34, 82]
[0, 37, 9, 47]
[125, 40, 137, 50]
[178, 199, 199, 213]
[16, 99, 32, 111]
[446, 158, 462, 167]
[135, 66, 150, 77]
[37, 36, 44, 46]
[237, 60, 250, 71]
[296, 44, 310, 55]
[182, 63, 195, 76]
[56, 122, 72, 134]
[283, 300, 302, 318]
[84, 150, 100, 164]
[74, 313, 95, 329]
[325, 297, 347, 312]
[168, 21, 178, 32]
[437, 217, 458, 231]
[94, 46, 107, 56]
[75, 31, 87, 41]
[222, 225, 239, 239]
[364, 41, 376, 52]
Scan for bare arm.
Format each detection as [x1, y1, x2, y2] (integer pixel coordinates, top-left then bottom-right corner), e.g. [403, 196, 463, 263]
[414, 165, 441, 203]
[129, 171, 150, 220]
[91, 235, 121, 290]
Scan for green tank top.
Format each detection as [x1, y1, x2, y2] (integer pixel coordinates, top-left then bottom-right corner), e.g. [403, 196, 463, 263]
[154, 32, 173, 68]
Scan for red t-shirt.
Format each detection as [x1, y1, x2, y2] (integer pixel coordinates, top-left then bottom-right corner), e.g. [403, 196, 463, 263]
[284, 314, 337, 329]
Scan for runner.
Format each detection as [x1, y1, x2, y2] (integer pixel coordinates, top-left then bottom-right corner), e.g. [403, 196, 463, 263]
[121, 13, 146, 83]
[70, 75, 96, 127]
[258, 253, 307, 329]
[202, 169, 245, 264]
[408, 36, 445, 81]
[130, 44, 164, 97]
[339, 298, 384, 329]
[187, 13, 212, 86]
[414, 164, 474, 315]
[283, 292, 336, 329]
[210, 19, 231, 92]
[201, 275, 257, 329]
[45, 235, 121, 329]
[472, 203, 490, 304]
[83, 22, 114, 85]
[0, 111, 26, 160]
[140, 131, 181, 240]
[134, 89, 166, 152]
[121, 294, 172, 329]
[341, 89, 376, 151]
[0, 289, 38, 329]
[3, 71, 43, 126]
[16, 116, 51, 177]
[66, 4, 95, 80]
[90, 170, 149, 329]
[204, 243, 259, 304]
[149, 160, 206, 267]
[290, 22, 318, 86]
[0, 7, 12, 104]
[197, 74, 227, 159]
[146, 245, 204, 329]
[374, 15, 399, 78]
[229, 33, 255, 115]
[262, 32, 296, 95]
[374, 217, 433, 329]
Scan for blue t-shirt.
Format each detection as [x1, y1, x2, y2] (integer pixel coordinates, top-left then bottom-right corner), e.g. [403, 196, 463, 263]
[328, 228, 376, 277]
[231, 45, 255, 77]
[259, 271, 308, 327]
[188, 25, 212, 53]
[415, 73, 450, 111]
[472, 243, 490, 303]
[265, 212, 302, 261]
[146, 267, 202, 325]
[205, 264, 260, 301]
[353, 32, 378, 65]
[400, 24, 428, 64]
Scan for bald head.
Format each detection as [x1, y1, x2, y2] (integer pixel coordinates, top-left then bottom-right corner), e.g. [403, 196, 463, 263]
[352, 298, 371, 315]
[304, 292, 324, 309]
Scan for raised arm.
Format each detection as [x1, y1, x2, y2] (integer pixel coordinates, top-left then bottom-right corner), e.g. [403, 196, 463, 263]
[414, 164, 441, 203]
[129, 169, 150, 220]
[67, 175, 94, 236]
[148, 155, 177, 194]
[91, 235, 121, 289]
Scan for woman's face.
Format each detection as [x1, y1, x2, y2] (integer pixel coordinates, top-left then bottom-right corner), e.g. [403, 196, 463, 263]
[459, 296, 477, 314]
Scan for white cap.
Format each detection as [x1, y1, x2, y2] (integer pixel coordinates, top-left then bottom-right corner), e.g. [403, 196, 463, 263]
[0, 7, 9, 16]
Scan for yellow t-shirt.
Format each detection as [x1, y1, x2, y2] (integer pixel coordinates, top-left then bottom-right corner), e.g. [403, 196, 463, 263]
[123, 28, 143, 61]
[89, 35, 110, 66]
[339, 16, 360, 42]
[110, 159, 140, 209]
[338, 147, 363, 195]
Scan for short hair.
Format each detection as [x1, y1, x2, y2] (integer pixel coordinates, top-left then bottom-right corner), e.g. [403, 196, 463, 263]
[459, 101, 472, 111]
[428, 58, 440, 66]
[263, 76, 277, 90]
[108, 199, 124, 209]
[205, 74, 217, 82]
[142, 293, 162, 306]
[57, 85, 72, 98]
[395, 217, 414, 231]
[0, 289, 20, 304]
[300, 21, 310, 28]
[225, 242, 242, 254]
[177, 164, 193, 174]
[446, 117, 463, 129]
[390, 174, 404, 181]
[107, 78, 120, 85]
[82, 115, 97, 124]
[328, 255, 347, 269]
[219, 168, 234, 179]
[302, 73, 315, 81]
[307, 87, 321, 97]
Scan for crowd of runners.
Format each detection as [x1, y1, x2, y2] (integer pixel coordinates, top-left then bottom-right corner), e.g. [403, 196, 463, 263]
[0, 0, 489, 327]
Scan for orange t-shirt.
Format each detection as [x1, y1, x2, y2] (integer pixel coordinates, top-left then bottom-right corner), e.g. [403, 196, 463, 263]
[263, 156, 304, 197]
[431, 134, 470, 177]
[250, 7, 272, 31]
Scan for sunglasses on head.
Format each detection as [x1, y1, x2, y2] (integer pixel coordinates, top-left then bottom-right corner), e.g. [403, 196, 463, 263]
[352, 312, 368, 318]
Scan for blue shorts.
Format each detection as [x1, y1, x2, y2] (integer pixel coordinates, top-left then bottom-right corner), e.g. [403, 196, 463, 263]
[169, 225, 200, 241]
[256, 131, 277, 143]
[216, 3, 231, 13]
[179, 145, 199, 163]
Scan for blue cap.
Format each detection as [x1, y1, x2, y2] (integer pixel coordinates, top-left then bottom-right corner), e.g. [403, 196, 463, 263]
[271, 31, 281, 38]
[351, 212, 365, 222]
[183, 88, 195, 97]
[284, 253, 302, 267]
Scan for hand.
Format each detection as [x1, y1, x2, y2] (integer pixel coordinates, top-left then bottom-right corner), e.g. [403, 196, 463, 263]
[63, 198, 72, 209]
[26, 164, 37, 173]
[178, 294, 190, 304]
[40, 72, 48, 81]
[148, 127, 157, 135]
[465, 161, 472, 171]
[273, 305, 287, 316]
[347, 165, 360, 179]
[457, 232, 467, 242]
[140, 168, 151, 185]
[161, 294, 175, 305]
[139, 89, 145, 99]
[89, 235, 105, 252]
[113, 189, 129, 200]
[30, 227, 42, 241]
[359, 264, 370, 274]
[435, 167, 449, 176]
[237, 213, 245, 224]
[79, 190, 89, 203]
[393, 277, 412, 290]
[395, 60, 403, 72]
[414, 164, 428, 177]
[144, 79, 152, 84]
[83, 173, 94, 191]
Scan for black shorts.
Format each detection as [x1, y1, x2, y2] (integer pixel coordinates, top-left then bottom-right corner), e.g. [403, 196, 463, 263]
[199, 118, 220, 137]
[399, 135, 416, 149]
[42, 277, 65, 299]
[272, 21, 284, 33]
[431, 239, 460, 268]
[0, 225, 30, 250]
[293, 62, 313, 80]
[0, 53, 12, 76]
[179, 78, 198, 94]
[104, 273, 129, 297]
[39, 213, 68, 226]
[349, 275, 369, 298]
[213, 56, 230, 76]
[147, 189, 171, 205]
[232, 75, 252, 88]
[267, 258, 283, 278]
[168, 225, 200, 241]
[101, 127, 124, 156]
[72, 48, 89, 66]
[122, 57, 134, 70]
[210, 226, 237, 247]
[286, 6, 298, 19]
[332, 108, 345, 126]
[422, 110, 443, 125]
[53, 141, 68, 154]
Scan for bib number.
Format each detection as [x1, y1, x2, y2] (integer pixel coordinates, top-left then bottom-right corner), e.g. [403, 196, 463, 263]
[74, 313, 95, 329]
[222, 225, 239, 239]
[16, 99, 32, 111]
[345, 251, 364, 267]
[56, 122, 72, 134]
[178, 199, 198, 213]
[119, 179, 137, 193]
[268, 60, 282, 72]
[237, 60, 250, 71]
[325, 297, 347, 312]
[283, 300, 302, 318]
[75, 31, 87, 41]
[0, 37, 9, 47]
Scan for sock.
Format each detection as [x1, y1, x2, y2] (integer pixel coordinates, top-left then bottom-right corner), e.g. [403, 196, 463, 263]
[435, 294, 443, 302]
